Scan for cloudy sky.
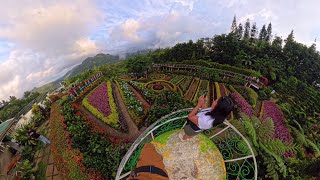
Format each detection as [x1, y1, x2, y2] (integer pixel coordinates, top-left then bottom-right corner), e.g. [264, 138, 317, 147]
[0, 0, 320, 101]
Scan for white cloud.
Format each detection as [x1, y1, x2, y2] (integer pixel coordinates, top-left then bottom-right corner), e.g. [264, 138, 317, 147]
[1, 0, 320, 101]
[0, 0, 102, 101]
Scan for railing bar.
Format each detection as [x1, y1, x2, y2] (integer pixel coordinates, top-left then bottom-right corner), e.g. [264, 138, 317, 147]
[224, 155, 254, 162]
[224, 120, 258, 180]
[119, 171, 131, 179]
[181, 121, 188, 129]
[150, 131, 155, 140]
[116, 109, 193, 179]
[209, 126, 230, 139]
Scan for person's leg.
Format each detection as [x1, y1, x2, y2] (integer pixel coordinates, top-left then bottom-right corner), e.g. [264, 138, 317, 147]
[37, 136, 47, 144]
[40, 135, 50, 144]
[181, 124, 196, 140]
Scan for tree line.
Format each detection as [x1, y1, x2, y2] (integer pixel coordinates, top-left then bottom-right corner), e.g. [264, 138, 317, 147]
[129, 16, 320, 89]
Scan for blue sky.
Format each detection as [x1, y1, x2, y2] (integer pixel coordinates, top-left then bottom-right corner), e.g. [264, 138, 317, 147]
[0, 0, 320, 101]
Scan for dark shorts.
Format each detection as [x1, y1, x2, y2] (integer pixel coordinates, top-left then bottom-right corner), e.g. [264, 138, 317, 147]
[183, 124, 202, 136]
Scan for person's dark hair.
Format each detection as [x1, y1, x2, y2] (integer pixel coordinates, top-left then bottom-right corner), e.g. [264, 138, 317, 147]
[205, 96, 234, 127]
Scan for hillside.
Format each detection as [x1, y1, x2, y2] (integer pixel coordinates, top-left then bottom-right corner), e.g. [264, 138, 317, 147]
[31, 53, 120, 93]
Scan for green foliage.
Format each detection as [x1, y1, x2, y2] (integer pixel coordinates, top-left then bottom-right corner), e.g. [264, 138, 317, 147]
[290, 126, 320, 157]
[260, 143, 287, 178]
[0, 92, 40, 123]
[61, 101, 130, 179]
[16, 159, 34, 179]
[34, 162, 47, 180]
[147, 91, 193, 125]
[243, 120, 258, 147]
[126, 54, 151, 78]
[240, 114, 292, 178]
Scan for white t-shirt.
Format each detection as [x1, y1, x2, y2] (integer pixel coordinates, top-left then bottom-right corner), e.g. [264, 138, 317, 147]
[197, 107, 215, 130]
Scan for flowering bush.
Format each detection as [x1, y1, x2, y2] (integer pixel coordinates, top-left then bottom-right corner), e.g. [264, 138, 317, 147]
[88, 83, 111, 116]
[230, 93, 253, 117]
[115, 80, 144, 116]
[129, 80, 155, 103]
[60, 101, 130, 179]
[49, 103, 89, 180]
[83, 81, 120, 129]
[234, 86, 258, 108]
[261, 101, 293, 143]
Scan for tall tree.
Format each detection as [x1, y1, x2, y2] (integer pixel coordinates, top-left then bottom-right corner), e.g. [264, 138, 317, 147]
[244, 19, 251, 39]
[237, 23, 243, 39]
[259, 25, 267, 40]
[266, 23, 272, 42]
[230, 15, 237, 34]
[250, 22, 257, 39]
[284, 30, 295, 46]
[272, 36, 283, 48]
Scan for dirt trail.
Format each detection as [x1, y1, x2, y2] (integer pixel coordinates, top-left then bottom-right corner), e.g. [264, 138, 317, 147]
[254, 101, 262, 117]
[184, 78, 200, 100]
[79, 106, 129, 139]
[209, 82, 214, 105]
[77, 81, 144, 142]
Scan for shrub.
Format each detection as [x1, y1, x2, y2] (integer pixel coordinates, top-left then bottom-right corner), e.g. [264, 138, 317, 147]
[261, 101, 293, 144]
[230, 93, 253, 117]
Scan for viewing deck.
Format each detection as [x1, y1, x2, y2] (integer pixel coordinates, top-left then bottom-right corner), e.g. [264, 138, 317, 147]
[116, 109, 258, 180]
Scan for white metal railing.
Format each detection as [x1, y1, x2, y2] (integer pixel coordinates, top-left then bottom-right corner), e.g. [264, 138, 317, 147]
[116, 109, 258, 180]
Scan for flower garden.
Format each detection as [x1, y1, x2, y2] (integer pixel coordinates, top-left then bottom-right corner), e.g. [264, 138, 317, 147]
[10, 60, 318, 180]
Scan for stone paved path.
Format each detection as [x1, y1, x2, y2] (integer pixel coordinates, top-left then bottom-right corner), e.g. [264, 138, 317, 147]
[34, 121, 61, 180]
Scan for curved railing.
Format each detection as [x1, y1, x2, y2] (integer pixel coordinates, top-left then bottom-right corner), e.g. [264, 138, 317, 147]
[116, 109, 258, 180]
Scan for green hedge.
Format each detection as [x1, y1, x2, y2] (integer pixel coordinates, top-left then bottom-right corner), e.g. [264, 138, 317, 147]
[176, 60, 262, 77]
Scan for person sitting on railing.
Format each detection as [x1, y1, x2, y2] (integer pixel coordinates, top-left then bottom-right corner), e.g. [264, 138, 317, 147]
[179, 95, 234, 141]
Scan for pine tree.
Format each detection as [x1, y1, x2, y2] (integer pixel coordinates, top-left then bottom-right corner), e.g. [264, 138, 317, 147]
[230, 15, 237, 34]
[266, 23, 272, 42]
[237, 23, 243, 39]
[285, 30, 294, 44]
[250, 22, 257, 39]
[259, 25, 267, 40]
[244, 19, 250, 39]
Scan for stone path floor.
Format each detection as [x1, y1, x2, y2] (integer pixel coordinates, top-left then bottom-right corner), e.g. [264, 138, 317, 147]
[35, 121, 60, 180]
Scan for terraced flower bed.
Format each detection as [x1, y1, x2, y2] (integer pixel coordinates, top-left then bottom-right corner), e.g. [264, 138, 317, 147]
[230, 92, 253, 117]
[219, 83, 227, 97]
[128, 80, 155, 103]
[185, 78, 200, 101]
[169, 75, 185, 85]
[214, 82, 221, 99]
[261, 101, 293, 144]
[192, 80, 209, 103]
[115, 80, 144, 117]
[179, 76, 193, 94]
[234, 86, 258, 108]
[83, 81, 120, 129]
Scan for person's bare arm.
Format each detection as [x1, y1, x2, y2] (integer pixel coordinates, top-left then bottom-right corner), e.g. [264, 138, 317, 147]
[211, 98, 219, 109]
[188, 96, 205, 125]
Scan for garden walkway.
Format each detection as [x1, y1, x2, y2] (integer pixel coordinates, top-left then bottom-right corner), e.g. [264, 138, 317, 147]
[254, 101, 262, 117]
[34, 121, 61, 180]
